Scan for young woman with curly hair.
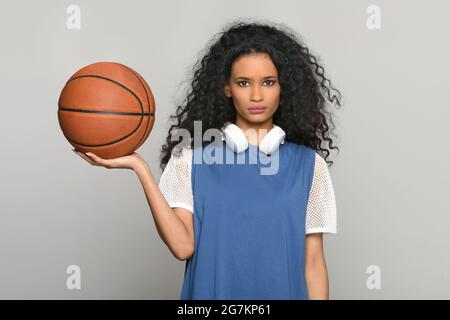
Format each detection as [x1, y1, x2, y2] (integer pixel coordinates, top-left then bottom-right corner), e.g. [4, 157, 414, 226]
[75, 19, 342, 300]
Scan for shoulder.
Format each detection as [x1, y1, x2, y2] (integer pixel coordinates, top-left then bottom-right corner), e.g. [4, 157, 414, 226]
[284, 142, 332, 172]
[285, 141, 317, 160]
[313, 152, 328, 170]
[162, 145, 193, 177]
[170, 145, 193, 164]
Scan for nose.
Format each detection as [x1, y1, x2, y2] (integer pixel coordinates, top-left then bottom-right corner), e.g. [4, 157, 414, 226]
[250, 85, 263, 102]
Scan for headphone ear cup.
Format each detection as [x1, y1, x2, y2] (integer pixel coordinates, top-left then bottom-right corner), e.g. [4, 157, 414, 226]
[259, 125, 286, 155]
[222, 123, 248, 153]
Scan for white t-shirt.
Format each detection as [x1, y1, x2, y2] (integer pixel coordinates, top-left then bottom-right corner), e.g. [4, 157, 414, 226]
[158, 147, 337, 235]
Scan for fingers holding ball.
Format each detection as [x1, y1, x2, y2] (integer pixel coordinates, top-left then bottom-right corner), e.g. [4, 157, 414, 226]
[73, 150, 100, 167]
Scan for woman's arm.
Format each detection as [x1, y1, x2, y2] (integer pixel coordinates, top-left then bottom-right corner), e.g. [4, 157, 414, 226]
[74, 151, 194, 261]
[305, 233, 330, 299]
[133, 160, 195, 261]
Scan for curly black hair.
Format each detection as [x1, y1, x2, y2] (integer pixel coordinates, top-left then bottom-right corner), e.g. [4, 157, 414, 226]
[160, 19, 342, 172]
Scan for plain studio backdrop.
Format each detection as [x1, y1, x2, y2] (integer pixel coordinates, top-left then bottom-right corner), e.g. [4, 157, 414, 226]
[0, 0, 449, 299]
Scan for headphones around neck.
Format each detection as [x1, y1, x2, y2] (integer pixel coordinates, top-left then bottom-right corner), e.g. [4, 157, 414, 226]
[220, 122, 286, 155]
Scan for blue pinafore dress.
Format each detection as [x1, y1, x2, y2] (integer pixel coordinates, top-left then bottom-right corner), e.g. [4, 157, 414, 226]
[180, 140, 316, 299]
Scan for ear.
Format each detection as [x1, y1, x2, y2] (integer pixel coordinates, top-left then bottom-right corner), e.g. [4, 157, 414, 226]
[224, 84, 231, 97]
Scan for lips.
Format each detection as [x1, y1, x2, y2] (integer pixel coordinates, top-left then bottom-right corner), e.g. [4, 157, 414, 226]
[248, 106, 267, 111]
[248, 106, 267, 114]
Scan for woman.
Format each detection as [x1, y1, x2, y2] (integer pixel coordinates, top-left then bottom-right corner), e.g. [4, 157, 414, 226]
[75, 20, 342, 300]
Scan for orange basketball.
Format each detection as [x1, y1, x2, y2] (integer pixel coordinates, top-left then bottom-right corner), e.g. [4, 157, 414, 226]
[58, 61, 156, 159]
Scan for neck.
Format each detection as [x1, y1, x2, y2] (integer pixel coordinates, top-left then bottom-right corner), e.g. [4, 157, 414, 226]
[234, 117, 274, 146]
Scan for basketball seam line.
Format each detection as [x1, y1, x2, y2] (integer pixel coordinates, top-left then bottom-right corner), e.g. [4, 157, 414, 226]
[122, 65, 153, 152]
[58, 106, 154, 116]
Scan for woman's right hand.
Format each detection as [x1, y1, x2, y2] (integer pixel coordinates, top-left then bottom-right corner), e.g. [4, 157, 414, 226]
[73, 149, 145, 171]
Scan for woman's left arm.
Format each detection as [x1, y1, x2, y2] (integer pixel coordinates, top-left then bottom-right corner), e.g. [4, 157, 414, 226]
[305, 233, 329, 299]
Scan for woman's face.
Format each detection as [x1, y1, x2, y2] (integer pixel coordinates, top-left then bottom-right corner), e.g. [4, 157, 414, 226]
[224, 53, 280, 127]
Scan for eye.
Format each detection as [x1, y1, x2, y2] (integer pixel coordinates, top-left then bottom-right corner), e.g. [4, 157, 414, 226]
[264, 80, 276, 86]
[237, 80, 249, 87]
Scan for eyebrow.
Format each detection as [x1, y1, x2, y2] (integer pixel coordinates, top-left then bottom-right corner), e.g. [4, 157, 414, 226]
[235, 76, 278, 80]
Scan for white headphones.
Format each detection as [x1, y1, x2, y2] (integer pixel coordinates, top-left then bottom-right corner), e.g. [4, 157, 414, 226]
[220, 122, 286, 155]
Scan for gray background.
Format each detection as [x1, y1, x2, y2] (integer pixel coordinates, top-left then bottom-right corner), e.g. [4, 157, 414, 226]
[1, 0, 449, 299]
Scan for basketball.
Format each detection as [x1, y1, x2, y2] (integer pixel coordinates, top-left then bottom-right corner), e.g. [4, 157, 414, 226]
[57, 61, 156, 159]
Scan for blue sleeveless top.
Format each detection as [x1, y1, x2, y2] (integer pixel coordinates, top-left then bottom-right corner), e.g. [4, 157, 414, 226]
[180, 140, 316, 300]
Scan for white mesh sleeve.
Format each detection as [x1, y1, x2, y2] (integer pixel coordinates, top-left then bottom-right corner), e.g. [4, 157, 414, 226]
[158, 147, 194, 213]
[305, 153, 337, 234]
